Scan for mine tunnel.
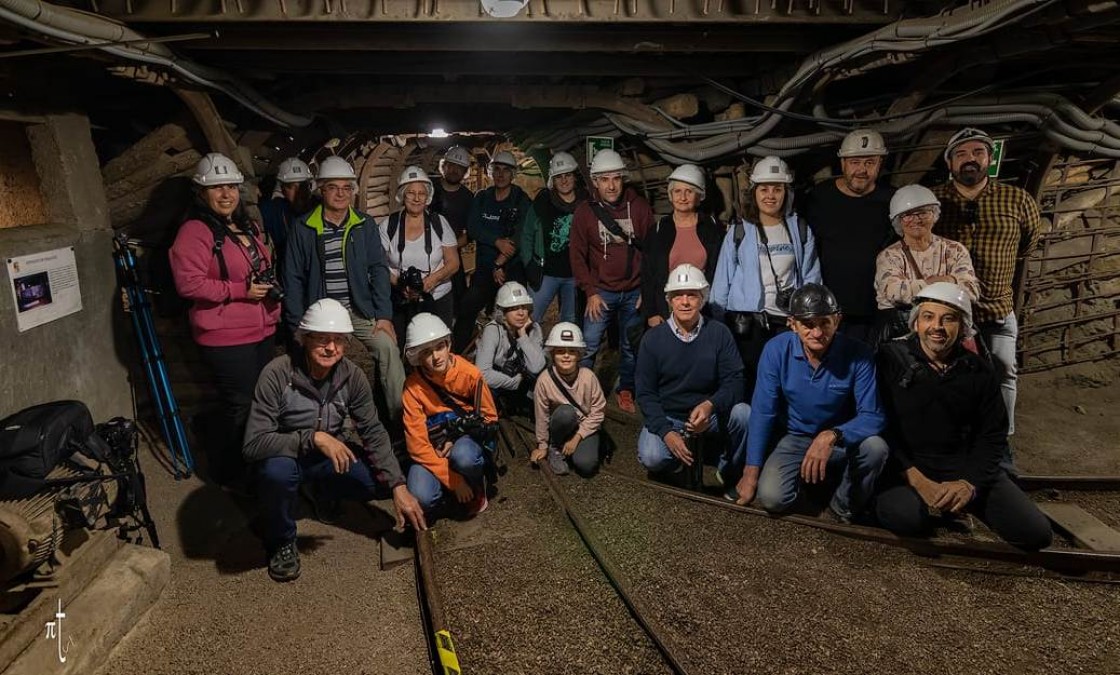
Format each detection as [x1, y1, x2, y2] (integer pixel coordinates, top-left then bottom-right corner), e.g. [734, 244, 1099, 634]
[1, 1, 1120, 673]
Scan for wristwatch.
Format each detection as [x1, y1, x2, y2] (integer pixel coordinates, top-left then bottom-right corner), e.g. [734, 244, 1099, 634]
[829, 428, 845, 447]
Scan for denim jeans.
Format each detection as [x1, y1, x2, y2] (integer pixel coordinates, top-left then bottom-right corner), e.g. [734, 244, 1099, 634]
[406, 436, 486, 513]
[255, 450, 390, 552]
[755, 433, 888, 518]
[350, 312, 406, 420]
[532, 275, 577, 324]
[637, 403, 751, 475]
[580, 287, 641, 393]
[978, 312, 1018, 436]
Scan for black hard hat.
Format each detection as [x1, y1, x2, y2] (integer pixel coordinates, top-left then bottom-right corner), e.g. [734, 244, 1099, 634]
[789, 283, 841, 319]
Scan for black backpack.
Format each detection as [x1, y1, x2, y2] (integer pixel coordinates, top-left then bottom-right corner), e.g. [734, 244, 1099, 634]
[0, 401, 108, 499]
[386, 210, 445, 258]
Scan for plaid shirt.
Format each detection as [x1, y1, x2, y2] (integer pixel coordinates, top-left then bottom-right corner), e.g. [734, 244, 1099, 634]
[932, 179, 1040, 322]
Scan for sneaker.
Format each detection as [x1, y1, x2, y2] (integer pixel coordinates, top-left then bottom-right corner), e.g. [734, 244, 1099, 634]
[616, 390, 637, 414]
[267, 541, 301, 582]
[547, 448, 570, 476]
[465, 491, 489, 517]
[824, 505, 853, 525]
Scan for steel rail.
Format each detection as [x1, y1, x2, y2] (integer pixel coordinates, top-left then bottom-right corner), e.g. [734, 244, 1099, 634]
[498, 420, 696, 675]
[598, 468, 1120, 576]
[414, 529, 462, 675]
[1016, 475, 1120, 491]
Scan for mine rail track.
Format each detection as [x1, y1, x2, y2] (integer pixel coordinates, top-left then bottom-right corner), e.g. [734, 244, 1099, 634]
[1015, 475, 1120, 491]
[413, 527, 462, 675]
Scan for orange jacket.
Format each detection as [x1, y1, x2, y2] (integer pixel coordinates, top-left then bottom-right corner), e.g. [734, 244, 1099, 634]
[403, 355, 498, 490]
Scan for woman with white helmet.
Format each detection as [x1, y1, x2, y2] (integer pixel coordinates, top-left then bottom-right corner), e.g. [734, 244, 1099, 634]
[519, 151, 588, 323]
[710, 156, 821, 397]
[401, 313, 499, 518]
[474, 281, 547, 413]
[640, 164, 724, 327]
[170, 152, 281, 486]
[531, 322, 606, 476]
[380, 165, 460, 342]
[873, 184, 979, 347]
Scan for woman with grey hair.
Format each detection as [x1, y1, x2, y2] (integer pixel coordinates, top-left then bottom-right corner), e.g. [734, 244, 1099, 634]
[474, 281, 546, 415]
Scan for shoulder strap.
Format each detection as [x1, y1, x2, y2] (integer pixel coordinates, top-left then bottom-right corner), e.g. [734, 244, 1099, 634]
[797, 217, 808, 246]
[419, 368, 480, 417]
[894, 345, 925, 389]
[589, 201, 642, 252]
[547, 366, 588, 417]
[900, 242, 924, 279]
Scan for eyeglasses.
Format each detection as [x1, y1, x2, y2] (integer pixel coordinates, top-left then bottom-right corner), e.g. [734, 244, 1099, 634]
[306, 334, 349, 347]
[322, 184, 355, 195]
[900, 208, 937, 221]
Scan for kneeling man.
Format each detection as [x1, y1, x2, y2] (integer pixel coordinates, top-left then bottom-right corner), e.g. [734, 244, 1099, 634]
[636, 264, 749, 485]
[736, 283, 888, 522]
[875, 283, 1052, 550]
[244, 299, 426, 583]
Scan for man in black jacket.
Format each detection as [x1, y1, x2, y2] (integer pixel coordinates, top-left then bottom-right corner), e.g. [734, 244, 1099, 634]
[874, 282, 1051, 550]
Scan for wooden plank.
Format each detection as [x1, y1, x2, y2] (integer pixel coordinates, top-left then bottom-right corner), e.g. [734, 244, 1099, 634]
[1038, 502, 1120, 551]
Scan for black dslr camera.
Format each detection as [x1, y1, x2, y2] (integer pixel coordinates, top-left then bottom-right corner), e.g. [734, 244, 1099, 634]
[252, 266, 285, 301]
[498, 207, 521, 237]
[774, 285, 794, 313]
[497, 349, 528, 378]
[397, 266, 431, 303]
[446, 413, 496, 443]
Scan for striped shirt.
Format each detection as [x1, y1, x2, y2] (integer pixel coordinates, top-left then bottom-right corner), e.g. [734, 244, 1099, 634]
[932, 179, 1041, 323]
[320, 219, 350, 308]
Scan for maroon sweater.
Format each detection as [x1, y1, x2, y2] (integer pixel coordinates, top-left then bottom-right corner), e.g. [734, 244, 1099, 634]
[569, 188, 653, 296]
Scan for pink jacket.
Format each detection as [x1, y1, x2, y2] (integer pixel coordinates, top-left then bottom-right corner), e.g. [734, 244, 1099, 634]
[169, 219, 280, 347]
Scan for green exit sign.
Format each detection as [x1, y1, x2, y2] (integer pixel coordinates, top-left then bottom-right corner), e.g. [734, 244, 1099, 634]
[989, 139, 1005, 178]
[586, 136, 614, 164]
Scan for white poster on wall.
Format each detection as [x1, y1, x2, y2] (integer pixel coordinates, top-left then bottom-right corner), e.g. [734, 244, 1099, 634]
[6, 246, 83, 333]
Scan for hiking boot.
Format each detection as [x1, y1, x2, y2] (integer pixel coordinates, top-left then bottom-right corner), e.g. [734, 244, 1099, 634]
[547, 448, 570, 476]
[465, 491, 489, 517]
[616, 390, 637, 414]
[268, 541, 301, 582]
[300, 483, 342, 524]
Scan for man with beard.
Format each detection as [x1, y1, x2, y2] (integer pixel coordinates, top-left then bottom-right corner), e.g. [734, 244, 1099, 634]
[932, 128, 1040, 457]
[260, 157, 314, 271]
[803, 130, 895, 344]
[570, 149, 654, 414]
[874, 283, 1051, 550]
[431, 146, 474, 308]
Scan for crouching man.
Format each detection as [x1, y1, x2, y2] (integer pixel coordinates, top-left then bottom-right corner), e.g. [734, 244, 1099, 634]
[875, 283, 1052, 550]
[635, 264, 749, 489]
[243, 299, 426, 583]
[735, 283, 888, 522]
[403, 313, 499, 518]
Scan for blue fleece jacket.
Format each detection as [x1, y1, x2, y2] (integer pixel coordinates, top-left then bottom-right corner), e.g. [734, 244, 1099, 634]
[746, 331, 885, 467]
[709, 214, 821, 317]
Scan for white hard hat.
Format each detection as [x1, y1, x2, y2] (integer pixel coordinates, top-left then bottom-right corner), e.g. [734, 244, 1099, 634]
[480, 0, 529, 18]
[547, 152, 579, 189]
[749, 156, 793, 185]
[442, 145, 472, 169]
[667, 164, 706, 198]
[590, 149, 627, 177]
[545, 322, 586, 349]
[396, 165, 434, 206]
[404, 312, 452, 365]
[298, 298, 354, 334]
[664, 263, 710, 304]
[495, 281, 533, 310]
[838, 130, 888, 158]
[192, 153, 244, 187]
[889, 184, 941, 235]
[316, 156, 358, 181]
[490, 150, 518, 169]
[944, 127, 995, 163]
[276, 157, 311, 184]
[909, 282, 974, 335]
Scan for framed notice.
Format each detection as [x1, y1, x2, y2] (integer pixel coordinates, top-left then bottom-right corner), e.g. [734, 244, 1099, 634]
[586, 136, 615, 165]
[988, 139, 1005, 178]
[7, 246, 83, 332]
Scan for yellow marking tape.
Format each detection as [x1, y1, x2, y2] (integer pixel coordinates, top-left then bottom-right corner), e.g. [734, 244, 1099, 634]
[436, 629, 461, 674]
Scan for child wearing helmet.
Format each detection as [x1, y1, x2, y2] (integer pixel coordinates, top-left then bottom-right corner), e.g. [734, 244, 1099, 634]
[401, 313, 499, 517]
[531, 323, 607, 476]
[474, 281, 547, 414]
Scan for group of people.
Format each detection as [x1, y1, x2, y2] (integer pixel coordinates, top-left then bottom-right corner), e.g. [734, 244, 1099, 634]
[167, 124, 1049, 583]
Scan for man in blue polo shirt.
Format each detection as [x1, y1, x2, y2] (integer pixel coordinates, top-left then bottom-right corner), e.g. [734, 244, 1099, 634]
[733, 283, 888, 522]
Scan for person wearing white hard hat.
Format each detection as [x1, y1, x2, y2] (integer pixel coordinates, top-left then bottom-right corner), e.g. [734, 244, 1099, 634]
[874, 283, 1051, 550]
[452, 149, 533, 352]
[803, 129, 895, 345]
[710, 156, 820, 400]
[401, 313, 499, 518]
[243, 299, 427, 582]
[635, 265, 749, 495]
[873, 184, 980, 348]
[474, 281, 546, 414]
[380, 165, 460, 341]
[170, 152, 280, 486]
[520, 151, 588, 324]
[570, 148, 655, 414]
[261, 156, 315, 268]
[532, 322, 607, 477]
[283, 155, 406, 421]
[932, 127, 1041, 443]
[640, 164, 724, 329]
[432, 145, 475, 309]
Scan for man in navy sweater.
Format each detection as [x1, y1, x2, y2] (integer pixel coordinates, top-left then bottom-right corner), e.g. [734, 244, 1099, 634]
[636, 264, 749, 487]
[734, 283, 888, 522]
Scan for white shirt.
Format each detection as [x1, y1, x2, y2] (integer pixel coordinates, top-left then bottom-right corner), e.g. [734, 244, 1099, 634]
[757, 223, 796, 316]
[379, 213, 457, 300]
